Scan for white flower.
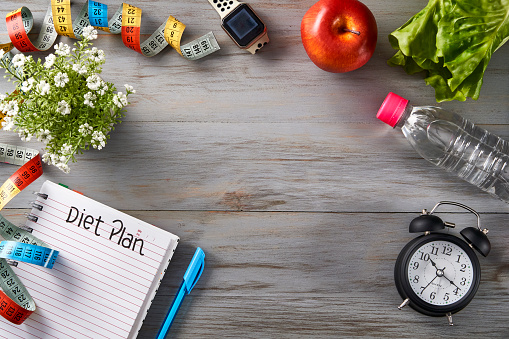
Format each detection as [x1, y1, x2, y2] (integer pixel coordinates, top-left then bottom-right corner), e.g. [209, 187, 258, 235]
[54, 72, 69, 87]
[18, 129, 32, 142]
[42, 153, 53, 165]
[11, 54, 26, 68]
[1, 116, 14, 131]
[98, 81, 108, 96]
[124, 84, 136, 93]
[82, 26, 98, 40]
[37, 129, 52, 143]
[22, 78, 35, 92]
[86, 74, 102, 91]
[51, 154, 60, 164]
[56, 162, 70, 174]
[84, 91, 96, 108]
[78, 123, 93, 136]
[60, 143, 73, 154]
[86, 47, 105, 63]
[91, 130, 106, 150]
[44, 151, 70, 173]
[54, 42, 71, 56]
[3, 100, 19, 117]
[112, 91, 128, 108]
[72, 63, 87, 75]
[44, 54, 56, 68]
[57, 100, 71, 115]
[20, 77, 35, 92]
[36, 80, 51, 95]
[112, 94, 121, 108]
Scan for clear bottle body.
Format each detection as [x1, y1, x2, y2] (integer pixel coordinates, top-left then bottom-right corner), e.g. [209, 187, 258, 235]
[397, 104, 509, 203]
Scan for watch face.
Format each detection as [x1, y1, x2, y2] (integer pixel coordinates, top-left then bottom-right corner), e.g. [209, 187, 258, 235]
[395, 233, 481, 316]
[222, 4, 265, 48]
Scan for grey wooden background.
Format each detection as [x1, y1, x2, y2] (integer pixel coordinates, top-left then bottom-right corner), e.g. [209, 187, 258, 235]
[1, 0, 508, 337]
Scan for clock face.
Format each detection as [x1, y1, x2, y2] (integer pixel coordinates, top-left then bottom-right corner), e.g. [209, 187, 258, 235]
[407, 240, 474, 305]
[394, 233, 481, 316]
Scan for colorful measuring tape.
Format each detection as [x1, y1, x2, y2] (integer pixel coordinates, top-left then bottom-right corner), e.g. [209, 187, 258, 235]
[0, 143, 58, 325]
[3, 0, 220, 59]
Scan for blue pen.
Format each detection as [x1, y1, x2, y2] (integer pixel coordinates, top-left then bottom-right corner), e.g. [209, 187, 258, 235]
[156, 247, 205, 339]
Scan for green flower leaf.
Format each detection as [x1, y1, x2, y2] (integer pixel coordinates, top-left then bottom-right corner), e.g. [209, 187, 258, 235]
[0, 29, 135, 173]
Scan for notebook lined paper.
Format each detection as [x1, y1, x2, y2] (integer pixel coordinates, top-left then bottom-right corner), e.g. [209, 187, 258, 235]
[1, 181, 179, 338]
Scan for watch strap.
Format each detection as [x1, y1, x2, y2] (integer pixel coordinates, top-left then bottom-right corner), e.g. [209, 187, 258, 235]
[207, 0, 241, 19]
[245, 31, 269, 54]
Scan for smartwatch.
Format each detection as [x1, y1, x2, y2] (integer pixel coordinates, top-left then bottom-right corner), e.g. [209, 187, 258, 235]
[207, 0, 269, 54]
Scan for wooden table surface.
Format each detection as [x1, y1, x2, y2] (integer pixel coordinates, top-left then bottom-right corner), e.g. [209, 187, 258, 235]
[1, 0, 508, 337]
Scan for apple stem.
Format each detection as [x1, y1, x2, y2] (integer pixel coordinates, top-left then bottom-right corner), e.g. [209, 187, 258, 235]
[343, 28, 360, 35]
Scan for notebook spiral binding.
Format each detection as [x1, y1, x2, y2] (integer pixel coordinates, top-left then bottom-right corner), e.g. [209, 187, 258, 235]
[30, 202, 44, 211]
[25, 194, 46, 224]
[18, 223, 33, 233]
[25, 212, 38, 223]
[5, 259, 18, 267]
[33, 191, 48, 200]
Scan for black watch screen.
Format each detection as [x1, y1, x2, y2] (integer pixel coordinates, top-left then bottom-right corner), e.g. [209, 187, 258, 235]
[222, 4, 265, 48]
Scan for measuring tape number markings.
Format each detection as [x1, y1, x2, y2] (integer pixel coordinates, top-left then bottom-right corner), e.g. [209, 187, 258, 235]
[3, 0, 219, 60]
[0, 0, 220, 324]
[0, 144, 58, 325]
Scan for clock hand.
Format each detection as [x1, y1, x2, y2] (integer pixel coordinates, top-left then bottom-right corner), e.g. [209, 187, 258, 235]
[429, 258, 438, 268]
[429, 259, 453, 289]
[440, 272, 462, 290]
[434, 265, 462, 290]
[420, 276, 438, 294]
[428, 258, 445, 274]
[428, 258, 446, 277]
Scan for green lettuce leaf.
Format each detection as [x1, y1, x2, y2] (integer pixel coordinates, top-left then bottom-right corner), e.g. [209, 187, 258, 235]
[388, 0, 446, 63]
[388, 51, 424, 74]
[437, 0, 509, 91]
[388, 0, 509, 102]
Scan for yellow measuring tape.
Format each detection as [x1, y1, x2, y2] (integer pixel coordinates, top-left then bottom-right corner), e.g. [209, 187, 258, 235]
[3, 0, 219, 60]
[0, 0, 220, 326]
[51, 0, 78, 39]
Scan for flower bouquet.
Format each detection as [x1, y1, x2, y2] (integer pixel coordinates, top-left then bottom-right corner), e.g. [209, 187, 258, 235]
[0, 26, 135, 173]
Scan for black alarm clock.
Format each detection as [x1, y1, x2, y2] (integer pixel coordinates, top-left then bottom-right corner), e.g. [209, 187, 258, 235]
[394, 201, 490, 326]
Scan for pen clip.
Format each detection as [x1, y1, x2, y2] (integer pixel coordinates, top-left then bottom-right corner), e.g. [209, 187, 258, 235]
[183, 247, 205, 293]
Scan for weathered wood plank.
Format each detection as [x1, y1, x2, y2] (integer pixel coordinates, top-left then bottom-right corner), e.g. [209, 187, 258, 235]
[0, 1, 508, 125]
[0, 0, 507, 336]
[4, 210, 506, 337]
[1, 122, 509, 213]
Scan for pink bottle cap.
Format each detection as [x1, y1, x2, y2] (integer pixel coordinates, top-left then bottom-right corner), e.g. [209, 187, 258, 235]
[376, 92, 409, 127]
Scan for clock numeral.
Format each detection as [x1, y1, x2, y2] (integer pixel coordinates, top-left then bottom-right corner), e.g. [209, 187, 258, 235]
[459, 277, 467, 286]
[413, 275, 419, 283]
[456, 254, 462, 263]
[430, 246, 438, 255]
[412, 262, 419, 270]
[453, 287, 460, 295]
[430, 291, 436, 300]
[460, 263, 467, 272]
[443, 293, 450, 301]
[442, 246, 452, 256]
[419, 253, 430, 261]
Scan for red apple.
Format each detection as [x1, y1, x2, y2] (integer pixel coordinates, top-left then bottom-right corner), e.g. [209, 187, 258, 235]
[301, 0, 377, 73]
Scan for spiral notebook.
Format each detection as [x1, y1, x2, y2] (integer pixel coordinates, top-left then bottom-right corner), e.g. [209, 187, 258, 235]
[1, 180, 179, 338]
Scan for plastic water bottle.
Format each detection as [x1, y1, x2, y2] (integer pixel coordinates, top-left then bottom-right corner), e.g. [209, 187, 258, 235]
[377, 92, 509, 203]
